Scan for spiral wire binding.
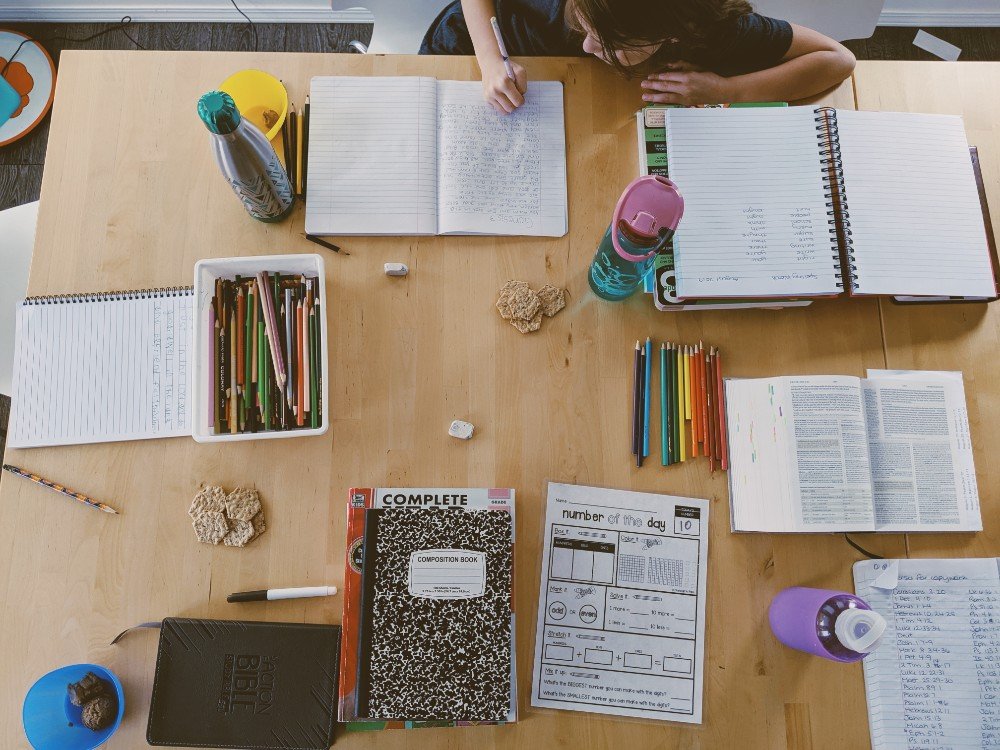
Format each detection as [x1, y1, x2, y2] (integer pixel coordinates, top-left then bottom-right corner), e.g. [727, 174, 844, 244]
[815, 106, 854, 291]
[24, 286, 194, 306]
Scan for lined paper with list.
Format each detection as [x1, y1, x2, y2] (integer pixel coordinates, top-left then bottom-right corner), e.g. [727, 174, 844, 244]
[836, 110, 996, 297]
[436, 81, 567, 236]
[306, 76, 439, 236]
[664, 106, 837, 299]
[8, 291, 193, 448]
[854, 558, 1000, 749]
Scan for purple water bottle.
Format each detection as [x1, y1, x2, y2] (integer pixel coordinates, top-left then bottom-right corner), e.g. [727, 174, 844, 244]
[769, 587, 886, 662]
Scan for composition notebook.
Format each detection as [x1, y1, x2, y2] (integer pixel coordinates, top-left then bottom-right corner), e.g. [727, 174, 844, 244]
[663, 106, 998, 300]
[725, 370, 981, 533]
[853, 558, 1000, 750]
[146, 618, 341, 749]
[355, 507, 513, 722]
[8, 288, 193, 448]
[305, 76, 567, 237]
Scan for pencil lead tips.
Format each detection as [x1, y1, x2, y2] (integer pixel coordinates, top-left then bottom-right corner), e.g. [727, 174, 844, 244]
[635, 340, 640, 348]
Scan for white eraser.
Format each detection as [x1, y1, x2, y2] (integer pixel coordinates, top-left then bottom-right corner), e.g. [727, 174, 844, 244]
[448, 419, 474, 440]
[384, 262, 409, 276]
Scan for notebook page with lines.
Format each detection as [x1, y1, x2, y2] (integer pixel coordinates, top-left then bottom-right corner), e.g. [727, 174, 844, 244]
[8, 290, 193, 448]
[436, 81, 567, 236]
[664, 106, 838, 299]
[835, 111, 996, 297]
[306, 76, 439, 236]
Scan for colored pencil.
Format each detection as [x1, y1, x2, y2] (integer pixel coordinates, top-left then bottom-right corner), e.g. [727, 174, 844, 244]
[301, 95, 310, 197]
[256, 272, 286, 390]
[251, 281, 259, 386]
[296, 299, 305, 427]
[295, 103, 304, 196]
[209, 306, 216, 431]
[716, 347, 728, 470]
[684, 345, 692, 421]
[288, 104, 297, 197]
[660, 343, 668, 466]
[309, 304, 319, 429]
[671, 344, 679, 463]
[678, 345, 687, 462]
[701, 346, 710, 462]
[303, 296, 311, 418]
[643, 337, 651, 458]
[3, 464, 119, 515]
[696, 343, 706, 455]
[229, 307, 238, 434]
[313, 297, 322, 424]
[631, 341, 641, 456]
[690, 344, 700, 456]
[285, 288, 294, 412]
[637, 343, 645, 467]
[244, 283, 253, 428]
[706, 349, 716, 472]
[281, 106, 293, 181]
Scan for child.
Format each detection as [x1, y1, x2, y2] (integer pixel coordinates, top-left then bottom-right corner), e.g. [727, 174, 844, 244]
[420, 0, 856, 113]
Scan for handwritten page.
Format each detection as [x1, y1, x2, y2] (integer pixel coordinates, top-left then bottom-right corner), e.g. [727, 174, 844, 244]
[306, 76, 439, 235]
[836, 111, 995, 297]
[8, 292, 192, 447]
[664, 107, 839, 298]
[854, 558, 1000, 749]
[436, 81, 567, 236]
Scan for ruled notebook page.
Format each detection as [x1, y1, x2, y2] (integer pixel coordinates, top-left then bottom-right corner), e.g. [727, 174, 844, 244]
[436, 80, 567, 236]
[8, 293, 193, 448]
[854, 558, 1000, 750]
[305, 76, 438, 236]
[664, 107, 838, 298]
[835, 111, 996, 297]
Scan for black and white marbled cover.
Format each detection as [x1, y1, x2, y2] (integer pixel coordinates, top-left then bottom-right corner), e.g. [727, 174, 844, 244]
[357, 508, 513, 721]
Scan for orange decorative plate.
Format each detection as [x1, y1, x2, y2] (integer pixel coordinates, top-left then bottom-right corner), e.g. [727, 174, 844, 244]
[0, 30, 56, 148]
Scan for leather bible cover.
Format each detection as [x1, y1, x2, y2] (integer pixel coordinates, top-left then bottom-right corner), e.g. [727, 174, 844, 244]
[146, 618, 340, 749]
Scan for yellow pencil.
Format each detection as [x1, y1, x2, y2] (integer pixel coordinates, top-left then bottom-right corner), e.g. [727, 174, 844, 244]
[678, 344, 687, 462]
[296, 110, 304, 195]
[684, 345, 692, 419]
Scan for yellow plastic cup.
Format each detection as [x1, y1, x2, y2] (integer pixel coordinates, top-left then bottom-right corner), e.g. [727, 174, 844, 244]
[219, 69, 288, 142]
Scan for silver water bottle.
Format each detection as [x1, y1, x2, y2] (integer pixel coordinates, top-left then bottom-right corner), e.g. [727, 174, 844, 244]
[197, 90, 294, 222]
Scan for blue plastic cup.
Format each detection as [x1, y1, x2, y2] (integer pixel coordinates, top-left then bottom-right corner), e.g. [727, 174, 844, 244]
[22, 664, 125, 749]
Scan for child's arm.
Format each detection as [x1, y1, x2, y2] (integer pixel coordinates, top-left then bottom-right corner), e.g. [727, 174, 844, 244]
[640, 24, 856, 105]
[461, 0, 527, 113]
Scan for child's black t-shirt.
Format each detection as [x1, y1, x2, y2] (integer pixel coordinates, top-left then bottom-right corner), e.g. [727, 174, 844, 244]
[420, 0, 794, 77]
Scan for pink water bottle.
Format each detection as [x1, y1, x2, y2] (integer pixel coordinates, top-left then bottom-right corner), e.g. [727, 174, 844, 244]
[769, 587, 886, 662]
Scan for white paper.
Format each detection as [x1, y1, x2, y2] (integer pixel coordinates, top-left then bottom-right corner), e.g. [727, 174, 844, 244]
[664, 107, 838, 298]
[8, 292, 193, 447]
[862, 370, 981, 532]
[837, 110, 995, 297]
[531, 483, 709, 723]
[437, 81, 567, 236]
[306, 76, 439, 236]
[854, 558, 1000, 749]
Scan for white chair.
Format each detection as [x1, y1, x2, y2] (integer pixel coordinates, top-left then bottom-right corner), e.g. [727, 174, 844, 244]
[334, 0, 883, 56]
[0, 200, 38, 396]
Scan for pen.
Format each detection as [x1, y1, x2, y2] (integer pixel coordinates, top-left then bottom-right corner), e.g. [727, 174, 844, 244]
[2, 464, 119, 514]
[490, 16, 516, 81]
[227, 585, 338, 603]
[301, 232, 347, 255]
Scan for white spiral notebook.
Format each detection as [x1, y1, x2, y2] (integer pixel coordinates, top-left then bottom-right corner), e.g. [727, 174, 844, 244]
[8, 288, 193, 448]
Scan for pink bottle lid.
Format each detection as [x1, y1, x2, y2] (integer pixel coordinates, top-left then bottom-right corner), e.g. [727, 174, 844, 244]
[611, 176, 685, 263]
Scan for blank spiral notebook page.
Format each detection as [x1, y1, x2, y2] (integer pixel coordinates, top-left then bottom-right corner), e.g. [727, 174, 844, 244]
[835, 110, 996, 297]
[306, 76, 438, 236]
[665, 107, 838, 299]
[8, 292, 193, 448]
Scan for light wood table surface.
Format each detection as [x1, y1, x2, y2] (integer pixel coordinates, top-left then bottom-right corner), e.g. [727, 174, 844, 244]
[0, 51, 987, 750]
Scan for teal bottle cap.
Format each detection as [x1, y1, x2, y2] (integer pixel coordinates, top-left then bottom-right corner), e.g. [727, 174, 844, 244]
[198, 90, 241, 134]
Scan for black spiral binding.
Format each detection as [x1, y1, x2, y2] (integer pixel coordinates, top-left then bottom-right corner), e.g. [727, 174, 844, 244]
[23, 286, 194, 306]
[815, 106, 854, 291]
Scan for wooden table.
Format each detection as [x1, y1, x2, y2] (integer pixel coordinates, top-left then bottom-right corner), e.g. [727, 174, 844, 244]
[0, 51, 991, 749]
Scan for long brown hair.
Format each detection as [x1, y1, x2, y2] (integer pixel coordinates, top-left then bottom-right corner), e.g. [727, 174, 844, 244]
[566, 0, 754, 76]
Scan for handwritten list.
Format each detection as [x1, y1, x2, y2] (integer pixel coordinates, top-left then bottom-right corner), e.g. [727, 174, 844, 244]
[854, 558, 1000, 749]
[664, 107, 838, 298]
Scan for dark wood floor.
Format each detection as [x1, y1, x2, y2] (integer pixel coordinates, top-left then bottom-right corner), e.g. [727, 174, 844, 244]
[0, 21, 999, 454]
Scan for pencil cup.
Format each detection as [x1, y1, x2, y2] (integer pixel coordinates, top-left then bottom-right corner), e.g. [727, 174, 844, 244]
[769, 586, 885, 663]
[588, 176, 683, 301]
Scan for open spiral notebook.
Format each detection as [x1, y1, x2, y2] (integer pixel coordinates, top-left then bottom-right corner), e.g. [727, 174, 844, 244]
[8, 288, 193, 448]
[662, 106, 998, 301]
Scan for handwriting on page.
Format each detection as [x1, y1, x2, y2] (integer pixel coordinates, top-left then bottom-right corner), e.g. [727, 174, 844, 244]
[438, 102, 541, 226]
[858, 559, 1000, 749]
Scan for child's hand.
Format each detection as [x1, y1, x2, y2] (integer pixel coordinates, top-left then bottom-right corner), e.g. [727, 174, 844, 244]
[482, 59, 527, 114]
[641, 62, 733, 106]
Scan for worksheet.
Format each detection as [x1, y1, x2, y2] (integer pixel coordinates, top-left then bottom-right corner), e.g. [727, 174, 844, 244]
[531, 483, 709, 723]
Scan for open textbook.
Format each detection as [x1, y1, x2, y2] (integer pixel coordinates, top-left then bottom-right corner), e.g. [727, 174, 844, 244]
[726, 370, 981, 532]
[305, 77, 567, 237]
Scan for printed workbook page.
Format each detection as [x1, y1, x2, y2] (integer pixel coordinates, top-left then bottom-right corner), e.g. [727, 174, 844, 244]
[531, 482, 708, 723]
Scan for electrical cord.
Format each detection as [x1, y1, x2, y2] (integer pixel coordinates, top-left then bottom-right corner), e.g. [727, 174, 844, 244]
[229, 0, 259, 53]
[1, 17, 144, 78]
[844, 533, 884, 560]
